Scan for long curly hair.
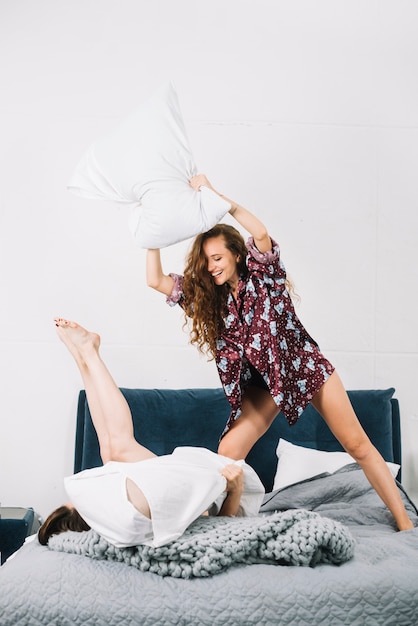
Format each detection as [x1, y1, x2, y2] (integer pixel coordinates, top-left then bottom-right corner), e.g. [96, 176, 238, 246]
[182, 224, 248, 358]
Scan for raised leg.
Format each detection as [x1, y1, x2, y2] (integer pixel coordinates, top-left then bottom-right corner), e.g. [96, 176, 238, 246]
[55, 318, 156, 464]
[311, 370, 413, 531]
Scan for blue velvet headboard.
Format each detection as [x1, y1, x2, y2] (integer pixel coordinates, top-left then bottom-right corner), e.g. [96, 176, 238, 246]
[74, 387, 401, 492]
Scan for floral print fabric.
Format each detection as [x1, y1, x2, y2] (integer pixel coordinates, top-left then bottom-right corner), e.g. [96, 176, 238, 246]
[167, 237, 334, 435]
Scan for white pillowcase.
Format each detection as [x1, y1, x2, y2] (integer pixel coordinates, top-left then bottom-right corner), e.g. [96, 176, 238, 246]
[273, 438, 400, 491]
[67, 82, 230, 248]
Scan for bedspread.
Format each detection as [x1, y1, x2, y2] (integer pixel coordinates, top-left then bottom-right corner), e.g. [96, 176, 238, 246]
[1, 465, 417, 626]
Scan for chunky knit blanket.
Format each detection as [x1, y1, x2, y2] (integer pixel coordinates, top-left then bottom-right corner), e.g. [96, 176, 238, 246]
[48, 509, 355, 578]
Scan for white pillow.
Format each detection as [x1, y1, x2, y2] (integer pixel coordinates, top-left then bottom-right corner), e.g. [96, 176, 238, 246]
[67, 82, 230, 248]
[273, 438, 400, 491]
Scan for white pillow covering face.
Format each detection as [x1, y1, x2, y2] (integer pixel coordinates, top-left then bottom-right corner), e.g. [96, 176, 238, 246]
[273, 438, 400, 491]
[67, 82, 230, 248]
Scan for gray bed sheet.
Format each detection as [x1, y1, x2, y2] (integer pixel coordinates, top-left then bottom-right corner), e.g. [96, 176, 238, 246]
[1, 466, 417, 626]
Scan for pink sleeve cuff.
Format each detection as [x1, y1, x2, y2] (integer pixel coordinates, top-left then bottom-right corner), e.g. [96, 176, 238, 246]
[246, 237, 280, 264]
[165, 273, 184, 307]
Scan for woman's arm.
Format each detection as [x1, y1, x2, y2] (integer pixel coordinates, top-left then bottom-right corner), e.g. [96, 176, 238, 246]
[218, 464, 244, 516]
[190, 174, 272, 254]
[146, 249, 175, 296]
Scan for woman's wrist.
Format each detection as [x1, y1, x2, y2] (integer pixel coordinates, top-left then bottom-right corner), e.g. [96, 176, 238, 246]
[219, 490, 242, 516]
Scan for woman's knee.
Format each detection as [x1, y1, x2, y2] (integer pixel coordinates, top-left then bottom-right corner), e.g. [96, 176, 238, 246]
[218, 437, 240, 460]
[99, 437, 112, 464]
[101, 436, 131, 463]
[341, 435, 373, 463]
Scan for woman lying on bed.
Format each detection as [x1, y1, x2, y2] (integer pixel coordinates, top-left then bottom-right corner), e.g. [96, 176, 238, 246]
[38, 319, 265, 549]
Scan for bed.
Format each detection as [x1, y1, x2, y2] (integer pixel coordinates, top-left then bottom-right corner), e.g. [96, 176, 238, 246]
[1, 387, 417, 625]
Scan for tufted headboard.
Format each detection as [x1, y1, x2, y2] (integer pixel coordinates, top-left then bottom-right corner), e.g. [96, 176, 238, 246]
[74, 387, 401, 492]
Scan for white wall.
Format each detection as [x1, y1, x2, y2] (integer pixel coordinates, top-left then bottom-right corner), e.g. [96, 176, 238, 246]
[0, 0, 417, 519]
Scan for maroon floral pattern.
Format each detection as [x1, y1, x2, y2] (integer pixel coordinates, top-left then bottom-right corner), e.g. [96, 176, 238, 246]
[167, 237, 334, 435]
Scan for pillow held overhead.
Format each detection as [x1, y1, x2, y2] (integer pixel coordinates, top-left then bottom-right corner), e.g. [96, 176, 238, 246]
[67, 82, 230, 248]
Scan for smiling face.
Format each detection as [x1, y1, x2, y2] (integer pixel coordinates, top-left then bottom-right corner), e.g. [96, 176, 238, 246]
[202, 235, 240, 292]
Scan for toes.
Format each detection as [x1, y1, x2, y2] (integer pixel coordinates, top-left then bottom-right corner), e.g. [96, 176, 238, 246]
[54, 317, 70, 328]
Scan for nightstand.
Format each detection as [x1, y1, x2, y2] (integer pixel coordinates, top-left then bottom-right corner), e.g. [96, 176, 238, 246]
[0, 507, 39, 564]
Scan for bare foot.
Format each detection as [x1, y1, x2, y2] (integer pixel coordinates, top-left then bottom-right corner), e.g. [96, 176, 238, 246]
[54, 318, 100, 360]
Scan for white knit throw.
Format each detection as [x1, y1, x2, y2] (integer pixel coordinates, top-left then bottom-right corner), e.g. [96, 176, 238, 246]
[48, 508, 355, 578]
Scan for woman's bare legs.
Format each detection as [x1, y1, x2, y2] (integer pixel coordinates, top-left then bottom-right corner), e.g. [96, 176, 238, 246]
[218, 386, 279, 459]
[54, 318, 156, 465]
[311, 371, 413, 531]
[219, 370, 413, 530]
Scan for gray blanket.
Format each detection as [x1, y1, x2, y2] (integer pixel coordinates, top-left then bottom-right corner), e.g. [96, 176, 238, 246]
[48, 508, 354, 577]
[1, 466, 418, 626]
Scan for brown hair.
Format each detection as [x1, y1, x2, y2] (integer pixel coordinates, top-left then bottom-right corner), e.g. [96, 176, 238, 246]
[182, 224, 248, 358]
[38, 505, 90, 545]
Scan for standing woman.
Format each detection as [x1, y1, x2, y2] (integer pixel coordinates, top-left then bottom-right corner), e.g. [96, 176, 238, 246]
[146, 174, 414, 531]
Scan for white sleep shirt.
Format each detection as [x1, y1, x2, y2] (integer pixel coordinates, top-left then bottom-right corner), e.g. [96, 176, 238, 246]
[64, 446, 264, 548]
